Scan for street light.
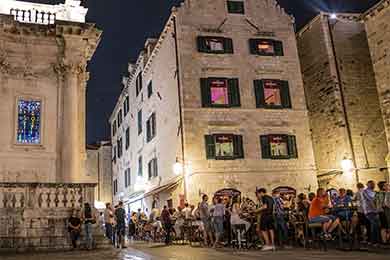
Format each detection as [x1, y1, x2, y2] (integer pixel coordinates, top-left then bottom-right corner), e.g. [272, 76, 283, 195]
[341, 157, 354, 173]
[330, 13, 337, 19]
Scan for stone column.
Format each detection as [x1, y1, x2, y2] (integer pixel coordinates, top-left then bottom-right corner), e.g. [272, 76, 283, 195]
[61, 64, 82, 183]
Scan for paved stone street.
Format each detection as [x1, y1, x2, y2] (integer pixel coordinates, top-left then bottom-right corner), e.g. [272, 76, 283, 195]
[2, 243, 390, 260]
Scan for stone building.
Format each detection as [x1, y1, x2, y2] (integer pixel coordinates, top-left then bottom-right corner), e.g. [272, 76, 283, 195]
[110, 0, 318, 211]
[86, 141, 113, 208]
[297, 12, 388, 189]
[0, 0, 105, 251]
[364, 0, 390, 179]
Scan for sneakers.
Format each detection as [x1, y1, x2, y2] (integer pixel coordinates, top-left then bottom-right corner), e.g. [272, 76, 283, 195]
[261, 245, 275, 251]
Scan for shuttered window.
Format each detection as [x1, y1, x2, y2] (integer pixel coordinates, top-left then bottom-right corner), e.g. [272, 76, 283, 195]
[148, 158, 158, 180]
[138, 109, 142, 135]
[146, 113, 156, 142]
[204, 134, 244, 160]
[249, 39, 284, 56]
[125, 127, 130, 150]
[197, 36, 234, 54]
[117, 138, 123, 158]
[227, 1, 245, 14]
[136, 72, 143, 97]
[147, 81, 153, 98]
[200, 78, 241, 108]
[260, 135, 298, 159]
[124, 168, 131, 188]
[112, 121, 117, 137]
[138, 156, 143, 176]
[123, 96, 130, 116]
[254, 79, 291, 109]
[112, 146, 117, 164]
[117, 109, 123, 127]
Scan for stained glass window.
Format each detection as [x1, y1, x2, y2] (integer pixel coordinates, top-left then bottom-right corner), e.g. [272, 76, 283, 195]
[17, 100, 41, 144]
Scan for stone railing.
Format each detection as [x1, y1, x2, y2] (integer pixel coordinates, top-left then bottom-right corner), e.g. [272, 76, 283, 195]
[10, 8, 56, 25]
[0, 183, 96, 209]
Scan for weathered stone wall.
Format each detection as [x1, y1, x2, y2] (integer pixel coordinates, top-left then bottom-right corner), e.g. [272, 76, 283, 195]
[298, 14, 388, 189]
[175, 0, 318, 203]
[0, 183, 109, 252]
[364, 1, 390, 179]
[86, 145, 113, 204]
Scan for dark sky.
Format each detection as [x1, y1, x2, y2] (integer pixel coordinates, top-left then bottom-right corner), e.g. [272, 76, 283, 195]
[25, 0, 380, 144]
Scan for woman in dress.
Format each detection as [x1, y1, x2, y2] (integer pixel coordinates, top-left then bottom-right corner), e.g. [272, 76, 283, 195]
[230, 196, 250, 232]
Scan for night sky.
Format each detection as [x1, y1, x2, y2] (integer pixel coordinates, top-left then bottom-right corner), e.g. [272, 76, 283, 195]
[25, 0, 380, 144]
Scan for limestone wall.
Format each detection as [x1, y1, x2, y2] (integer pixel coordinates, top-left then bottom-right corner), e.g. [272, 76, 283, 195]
[297, 14, 388, 189]
[365, 2, 390, 178]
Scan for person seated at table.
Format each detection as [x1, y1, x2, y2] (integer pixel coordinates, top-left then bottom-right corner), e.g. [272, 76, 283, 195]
[296, 193, 310, 217]
[308, 188, 340, 240]
[333, 188, 353, 222]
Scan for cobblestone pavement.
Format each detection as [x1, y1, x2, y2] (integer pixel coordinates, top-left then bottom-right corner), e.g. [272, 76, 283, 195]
[2, 243, 390, 260]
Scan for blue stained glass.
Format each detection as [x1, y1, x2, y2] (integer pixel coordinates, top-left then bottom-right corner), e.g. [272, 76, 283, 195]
[17, 100, 41, 144]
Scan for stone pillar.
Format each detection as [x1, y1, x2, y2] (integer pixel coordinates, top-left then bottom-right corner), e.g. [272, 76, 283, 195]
[61, 65, 82, 183]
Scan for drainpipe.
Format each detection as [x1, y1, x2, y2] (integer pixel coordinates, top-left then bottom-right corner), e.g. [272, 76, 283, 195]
[172, 15, 187, 201]
[326, 14, 359, 184]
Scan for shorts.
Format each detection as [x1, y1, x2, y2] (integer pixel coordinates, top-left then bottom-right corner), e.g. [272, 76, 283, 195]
[116, 223, 126, 236]
[201, 218, 213, 233]
[213, 216, 224, 236]
[309, 215, 336, 224]
[260, 214, 274, 231]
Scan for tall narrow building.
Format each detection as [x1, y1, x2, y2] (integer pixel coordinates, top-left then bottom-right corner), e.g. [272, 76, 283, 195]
[110, 0, 318, 211]
[364, 0, 390, 180]
[297, 12, 388, 189]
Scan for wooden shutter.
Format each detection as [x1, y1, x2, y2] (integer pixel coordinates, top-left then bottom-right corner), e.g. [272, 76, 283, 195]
[260, 135, 271, 159]
[146, 119, 151, 142]
[233, 135, 244, 159]
[200, 78, 211, 107]
[197, 36, 208, 52]
[287, 135, 298, 158]
[254, 80, 265, 108]
[280, 80, 292, 108]
[152, 113, 156, 138]
[274, 40, 284, 56]
[205, 135, 216, 159]
[148, 161, 152, 180]
[228, 78, 241, 107]
[147, 81, 153, 98]
[249, 39, 258, 54]
[224, 38, 234, 54]
[153, 158, 158, 177]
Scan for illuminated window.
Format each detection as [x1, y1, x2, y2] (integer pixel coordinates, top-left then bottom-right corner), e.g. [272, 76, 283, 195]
[260, 135, 298, 159]
[17, 100, 41, 144]
[205, 134, 244, 160]
[254, 79, 291, 109]
[197, 36, 234, 54]
[249, 39, 284, 56]
[201, 78, 240, 108]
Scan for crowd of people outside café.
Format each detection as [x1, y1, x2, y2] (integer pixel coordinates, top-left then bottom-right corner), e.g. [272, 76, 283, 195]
[67, 180, 390, 252]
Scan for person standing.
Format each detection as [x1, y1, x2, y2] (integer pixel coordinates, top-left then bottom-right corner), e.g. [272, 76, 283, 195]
[114, 201, 127, 249]
[212, 197, 225, 248]
[199, 195, 214, 247]
[161, 205, 172, 245]
[256, 188, 275, 251]
[273, 190, 289, 248]
[68, 209, 81, 249]
[383, 183, 390, 244]
[82, 203, 96, 250]
[103, 203, 115, 245]
[362, 180, 380, 246]
[375, 181, 388, 244]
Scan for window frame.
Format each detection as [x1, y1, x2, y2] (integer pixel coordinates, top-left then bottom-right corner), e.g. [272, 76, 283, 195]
[197, 36, 234, 54]
[148, 158, 158, 180]
[200, 77, 241, 108]
[254, 79, 292, 109]
[260, 134, 298, 160]
[125, 127, 130, 150]
[117, 109, 123, 128]
[146, 113, 156, 142]
[205, 134, 244, 160]
[249, 39, 284, 56]
[137, 109, 143, 135]
[227, 1, 245, 14]
[147, 81, 153, 98]
[15, 97, 44, 146]
[138, 155, 143, 177]
[123, 96, 130, 116]
[136, 72, 143, 97]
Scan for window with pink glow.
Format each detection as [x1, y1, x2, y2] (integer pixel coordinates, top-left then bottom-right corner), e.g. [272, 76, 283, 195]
[210, 79, 229, 105]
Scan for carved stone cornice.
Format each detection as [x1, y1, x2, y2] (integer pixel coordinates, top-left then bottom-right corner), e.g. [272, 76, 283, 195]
[53, 59, 87, 77]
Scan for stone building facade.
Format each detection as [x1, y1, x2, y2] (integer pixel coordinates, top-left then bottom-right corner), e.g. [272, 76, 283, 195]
[0, 0, 105, 251]
[297, 13, 388, 189]
[364, 0, 390, 180]
[86, 142, 113, 207]
[111, 0, 318, 211]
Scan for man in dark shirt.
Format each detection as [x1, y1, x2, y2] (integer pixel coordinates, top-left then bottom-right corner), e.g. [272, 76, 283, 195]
[161, 205, 172, 245]
[256, 188, 275, 251]
[68, 210, 81, 249]
[115, 201, 127, 249]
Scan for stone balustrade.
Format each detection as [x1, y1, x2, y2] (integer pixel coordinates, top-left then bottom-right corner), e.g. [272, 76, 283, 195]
[10, 8, 56, 25]
[0, 183, 95, 209]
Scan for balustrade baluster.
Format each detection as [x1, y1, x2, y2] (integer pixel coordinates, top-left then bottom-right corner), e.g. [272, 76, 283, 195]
[48, 189, 56, 208]
[0, 188, 4, 208]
